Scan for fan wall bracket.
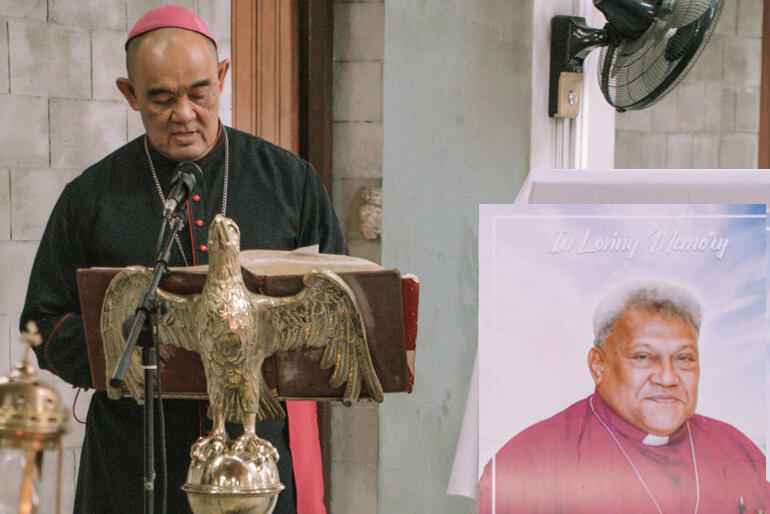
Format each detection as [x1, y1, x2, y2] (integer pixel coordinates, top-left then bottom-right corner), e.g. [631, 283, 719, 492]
[555, 71, 584, 118]
[548, 15, 609, 118]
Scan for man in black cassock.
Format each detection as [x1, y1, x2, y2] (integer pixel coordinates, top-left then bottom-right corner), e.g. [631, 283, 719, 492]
[19, 6, 344, 513]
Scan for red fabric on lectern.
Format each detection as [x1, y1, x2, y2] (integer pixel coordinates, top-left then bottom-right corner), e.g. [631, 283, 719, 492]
[401, 276, 419, 392]
[287, 401, 326, 514]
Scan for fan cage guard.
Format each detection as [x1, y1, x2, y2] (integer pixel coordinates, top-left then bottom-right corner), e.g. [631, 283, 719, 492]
[600, 0, 724, 112]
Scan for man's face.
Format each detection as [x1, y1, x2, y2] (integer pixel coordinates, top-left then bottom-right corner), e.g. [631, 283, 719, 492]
[588, 305, 699, 436]
[117, 28, 230, 161]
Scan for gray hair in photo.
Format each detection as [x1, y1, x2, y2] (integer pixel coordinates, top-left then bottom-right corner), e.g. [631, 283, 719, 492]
[593, 280, 702, 348]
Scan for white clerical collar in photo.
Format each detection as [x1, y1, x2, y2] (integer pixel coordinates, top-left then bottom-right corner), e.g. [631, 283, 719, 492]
[589, 396, 700, 514]
[642, 434, 670, 446]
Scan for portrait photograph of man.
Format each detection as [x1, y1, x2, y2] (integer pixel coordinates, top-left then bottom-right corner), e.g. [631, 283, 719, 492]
[477, 204, 767, 513]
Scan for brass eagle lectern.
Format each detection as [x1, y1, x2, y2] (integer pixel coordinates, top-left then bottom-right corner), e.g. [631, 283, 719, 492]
[99, 215, 388, 513]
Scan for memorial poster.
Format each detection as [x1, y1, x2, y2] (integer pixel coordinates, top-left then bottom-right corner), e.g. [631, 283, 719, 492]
[478, 204, 766, 511]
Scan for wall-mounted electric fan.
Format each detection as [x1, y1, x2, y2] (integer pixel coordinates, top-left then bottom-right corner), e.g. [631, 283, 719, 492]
[549, 0, 723, 118]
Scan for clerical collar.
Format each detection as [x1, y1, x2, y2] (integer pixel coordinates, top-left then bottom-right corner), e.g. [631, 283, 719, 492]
[642, 434, 669, 446]
[590, 392, 687, 446]
[145, 120, 225, 170]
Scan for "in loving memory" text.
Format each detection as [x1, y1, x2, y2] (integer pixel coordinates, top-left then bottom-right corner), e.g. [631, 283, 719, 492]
[550, 229, 729, 260]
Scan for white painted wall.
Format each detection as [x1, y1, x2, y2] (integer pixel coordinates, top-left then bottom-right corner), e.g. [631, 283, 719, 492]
[573, 0, 616, 169]
[530, 0, 615, 170]
[530, 0, 575, 170]
[379, 2, 615, 512]
[380, 2, 533, 512]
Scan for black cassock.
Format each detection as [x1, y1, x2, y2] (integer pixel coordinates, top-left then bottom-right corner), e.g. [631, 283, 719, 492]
[20, 125, 346, 513]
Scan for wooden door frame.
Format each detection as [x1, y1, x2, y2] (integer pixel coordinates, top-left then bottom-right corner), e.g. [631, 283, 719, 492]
[298, 0, 334, 195]
[231, 0, 333, 195]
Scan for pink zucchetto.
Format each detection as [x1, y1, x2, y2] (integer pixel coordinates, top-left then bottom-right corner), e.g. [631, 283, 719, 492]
[126, 5, 217, 50]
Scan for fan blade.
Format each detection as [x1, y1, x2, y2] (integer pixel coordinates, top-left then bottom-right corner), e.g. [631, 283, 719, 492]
[665, 21, 700, 61]
[658, 0, 711, 28]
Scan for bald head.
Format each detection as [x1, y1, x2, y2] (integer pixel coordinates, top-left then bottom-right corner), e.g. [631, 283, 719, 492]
[125, 27, 218, 82]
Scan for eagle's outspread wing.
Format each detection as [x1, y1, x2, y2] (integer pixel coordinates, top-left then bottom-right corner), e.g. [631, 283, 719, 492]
[101, 266, 197, 402]
[259, 270, 384, 405]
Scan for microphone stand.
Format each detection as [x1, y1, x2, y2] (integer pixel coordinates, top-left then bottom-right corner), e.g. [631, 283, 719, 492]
[110, 211, 185, 514]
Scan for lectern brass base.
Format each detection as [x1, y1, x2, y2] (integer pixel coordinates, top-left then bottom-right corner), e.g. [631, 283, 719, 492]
[183, 436, 284, 514]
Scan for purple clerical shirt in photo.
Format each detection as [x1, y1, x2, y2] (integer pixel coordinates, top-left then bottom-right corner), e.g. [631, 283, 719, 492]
[479, 393, 768, 513]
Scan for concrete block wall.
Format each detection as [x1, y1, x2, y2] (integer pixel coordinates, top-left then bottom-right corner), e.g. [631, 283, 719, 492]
[332, 0, 384, 265]
[615, 0, 762, 169]
[0, 2, 230, 512]
[329, 0, 384, 512]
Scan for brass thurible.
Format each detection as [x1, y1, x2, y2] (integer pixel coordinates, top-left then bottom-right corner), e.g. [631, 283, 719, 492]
[0, 322, 69, 514]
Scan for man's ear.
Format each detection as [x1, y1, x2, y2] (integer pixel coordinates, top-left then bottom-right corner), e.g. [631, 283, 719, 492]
[116, 78, 139, 111]
[588, 347, 605, 386]
[217, 58, 231, 93]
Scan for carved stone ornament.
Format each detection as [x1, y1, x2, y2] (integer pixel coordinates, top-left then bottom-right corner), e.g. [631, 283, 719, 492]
[359, 186, 382, 240]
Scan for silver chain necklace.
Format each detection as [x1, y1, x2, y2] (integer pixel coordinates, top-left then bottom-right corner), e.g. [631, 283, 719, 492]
[589, 396, 700, 514]
[143, 128, 229, 266]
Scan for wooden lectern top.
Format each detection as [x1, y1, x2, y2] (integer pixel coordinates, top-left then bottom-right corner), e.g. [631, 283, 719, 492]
[77, 250, 417, 401]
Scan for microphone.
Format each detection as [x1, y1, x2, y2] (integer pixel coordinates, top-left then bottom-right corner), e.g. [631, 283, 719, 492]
[162, 162, 203, 217]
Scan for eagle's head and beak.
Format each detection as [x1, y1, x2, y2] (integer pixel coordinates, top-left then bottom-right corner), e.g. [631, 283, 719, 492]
[208, 214, 241, 271]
